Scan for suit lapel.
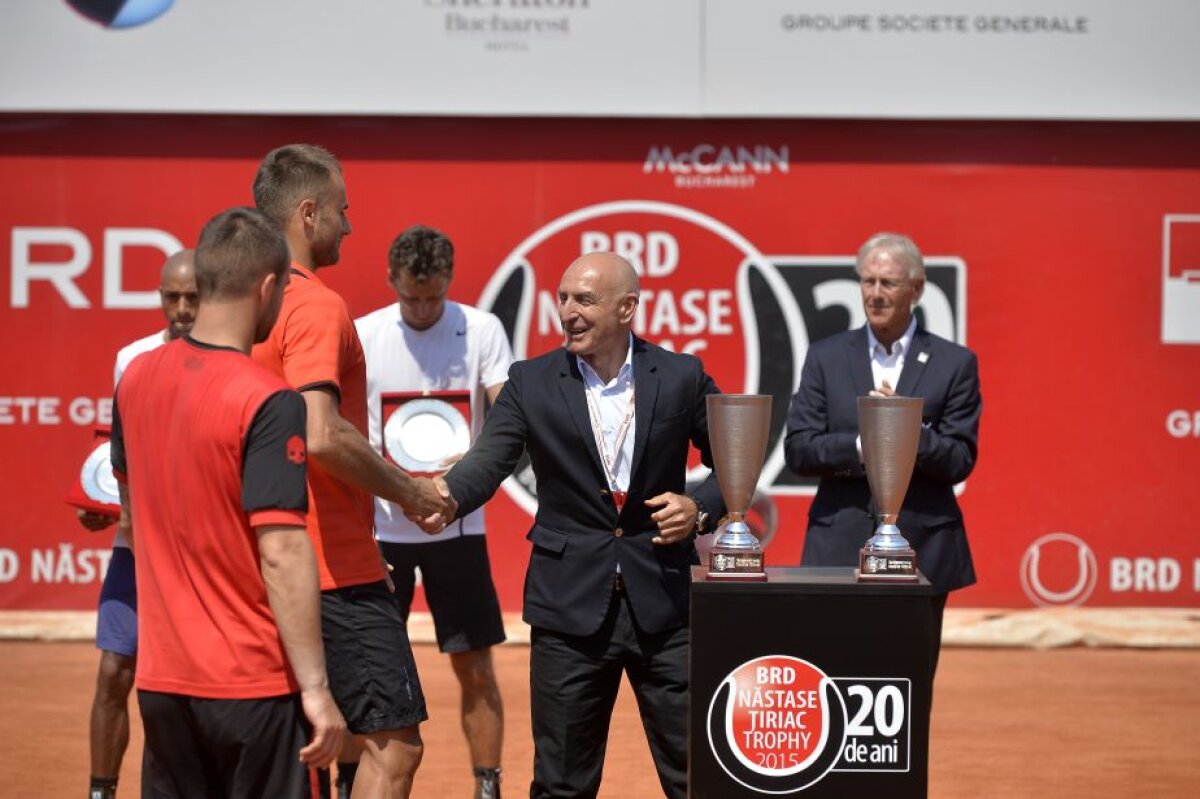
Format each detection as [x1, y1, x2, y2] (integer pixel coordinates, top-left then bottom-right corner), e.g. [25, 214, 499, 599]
[558, 350, 606, 481]
[849, 327, 874, 396]
[896, 327, 931, 397]
[628, 337, 659, 486]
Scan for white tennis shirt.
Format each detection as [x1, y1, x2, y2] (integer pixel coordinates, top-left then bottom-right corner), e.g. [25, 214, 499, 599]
[110, 328, 169, 549]
[355, 301, 513, 544]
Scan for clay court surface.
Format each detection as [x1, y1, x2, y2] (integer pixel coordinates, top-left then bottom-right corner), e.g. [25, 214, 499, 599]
[3, 641, 1197, 798]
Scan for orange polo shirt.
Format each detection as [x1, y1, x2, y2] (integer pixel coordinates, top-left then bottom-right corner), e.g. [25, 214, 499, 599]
[253, 263, 384, 590]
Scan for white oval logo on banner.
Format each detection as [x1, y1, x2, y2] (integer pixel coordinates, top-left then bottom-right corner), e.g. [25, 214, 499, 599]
[479, 200, 807, 514]
[1019, 532, 1098, 607]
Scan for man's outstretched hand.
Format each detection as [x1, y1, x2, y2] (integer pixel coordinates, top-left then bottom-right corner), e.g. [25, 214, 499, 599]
[403, 476, 458, 534]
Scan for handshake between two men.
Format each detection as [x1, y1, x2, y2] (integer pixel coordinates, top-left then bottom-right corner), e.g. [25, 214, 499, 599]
[401, 475, 458, 534]
[400, 469, 704, 546]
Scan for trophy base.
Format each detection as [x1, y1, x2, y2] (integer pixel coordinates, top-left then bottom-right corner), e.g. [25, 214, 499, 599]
[707, 549, 768, 582]
[856, 546, 919, 583]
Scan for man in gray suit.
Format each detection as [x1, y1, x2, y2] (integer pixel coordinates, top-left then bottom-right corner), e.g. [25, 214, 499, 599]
[784, 231, 981, 674]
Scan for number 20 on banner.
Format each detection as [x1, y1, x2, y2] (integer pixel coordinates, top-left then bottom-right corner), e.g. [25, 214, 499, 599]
[832, 677, 911, 772]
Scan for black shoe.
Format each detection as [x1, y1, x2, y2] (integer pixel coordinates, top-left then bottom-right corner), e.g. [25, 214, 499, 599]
[473, 766, 501, 799]
[89, 776, 118, 799]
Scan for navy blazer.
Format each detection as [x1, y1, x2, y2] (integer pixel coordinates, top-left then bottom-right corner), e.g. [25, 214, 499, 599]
[784, 325, 980, 594]
[444, 337, 726, 636]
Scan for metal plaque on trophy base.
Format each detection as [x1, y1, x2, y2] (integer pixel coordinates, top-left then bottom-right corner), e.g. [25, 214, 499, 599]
[858, 546, 919, 582]
[64, 426, 121, 518]
[705, 394, 772, 582]
[856, 395, 923, 583]
[381, 390, 471, 476]
[707, 543, 768, 581]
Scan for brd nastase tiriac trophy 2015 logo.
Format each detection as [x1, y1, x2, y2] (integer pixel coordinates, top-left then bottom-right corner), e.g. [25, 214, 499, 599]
[708, 655, 911, 793]
[477, 200, 966, 514]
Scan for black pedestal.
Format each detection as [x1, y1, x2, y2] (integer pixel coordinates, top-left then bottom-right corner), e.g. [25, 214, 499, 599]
[689, 566, 933, 798]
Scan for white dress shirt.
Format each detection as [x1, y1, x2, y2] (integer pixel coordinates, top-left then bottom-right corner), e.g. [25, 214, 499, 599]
[867, 316, 917, 391]
[576, 335, 636, 493]
[857, 317, 917, 461]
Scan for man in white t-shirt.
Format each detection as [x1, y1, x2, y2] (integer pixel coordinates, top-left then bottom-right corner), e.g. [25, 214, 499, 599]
[78, 249, 197, 799]
[356, 225, 512, 799]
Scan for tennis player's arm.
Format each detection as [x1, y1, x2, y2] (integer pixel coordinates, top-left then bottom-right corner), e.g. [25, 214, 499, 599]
[484, 381, 505, 406]
[116, 485, 133, 553]
[258, 524, 325, 688]
[110, 392, 134, 552]
[257, 524, 345, 767]
[302, 386, 454, 521]
[245, 390, 344, 766]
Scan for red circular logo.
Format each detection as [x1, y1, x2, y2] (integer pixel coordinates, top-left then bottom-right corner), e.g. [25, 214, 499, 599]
[707, 655, 846, 792]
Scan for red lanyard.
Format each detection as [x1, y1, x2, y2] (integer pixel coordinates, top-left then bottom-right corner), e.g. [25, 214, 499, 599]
[583, 377, 635, 513]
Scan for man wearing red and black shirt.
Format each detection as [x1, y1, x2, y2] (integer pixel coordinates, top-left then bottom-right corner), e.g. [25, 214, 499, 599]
[112, 207, 344, 798]
[252, 144, 454, 799]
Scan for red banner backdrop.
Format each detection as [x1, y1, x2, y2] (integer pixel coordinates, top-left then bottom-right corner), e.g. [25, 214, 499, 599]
[2, 114, 1197, 610]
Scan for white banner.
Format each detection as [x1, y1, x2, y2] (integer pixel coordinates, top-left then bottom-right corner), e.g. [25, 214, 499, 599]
[1, 0, 1198, 119]
[0, 0, 700, 117]
[702, 0, 1200, 119]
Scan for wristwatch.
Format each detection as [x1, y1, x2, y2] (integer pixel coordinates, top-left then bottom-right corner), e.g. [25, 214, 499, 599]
[692, 497, 710, 533]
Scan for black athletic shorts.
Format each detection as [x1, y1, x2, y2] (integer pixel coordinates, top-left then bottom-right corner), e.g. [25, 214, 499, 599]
[321, 580, 428, 735]
[138, 690, 314, 799]
[380, 534, 507, 654]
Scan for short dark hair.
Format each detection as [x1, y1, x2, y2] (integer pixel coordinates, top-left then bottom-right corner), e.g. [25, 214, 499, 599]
[195, 207, 289, 300]
[252, 144, 342, 226]
[388, 225, 454, 282]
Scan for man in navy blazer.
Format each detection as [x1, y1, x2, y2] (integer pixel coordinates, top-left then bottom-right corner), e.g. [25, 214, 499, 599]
[784, 232, 980, 674]
[438, 252, 725, 799]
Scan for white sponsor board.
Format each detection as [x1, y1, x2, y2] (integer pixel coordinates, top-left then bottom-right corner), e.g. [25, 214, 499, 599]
[2, 0, 1199, 118]
[0, 0, 700, 116]
[703, 0, 1200, 119]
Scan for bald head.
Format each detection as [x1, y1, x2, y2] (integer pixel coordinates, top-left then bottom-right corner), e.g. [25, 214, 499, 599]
[558, 252, 640, 379]
[160, 248, 194, 285]
[563, 251, 640, 297]
[159, 249, 199, 340]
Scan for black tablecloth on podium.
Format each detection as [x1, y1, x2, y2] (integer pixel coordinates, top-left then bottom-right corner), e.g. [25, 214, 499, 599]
[689, 566, 934, 798]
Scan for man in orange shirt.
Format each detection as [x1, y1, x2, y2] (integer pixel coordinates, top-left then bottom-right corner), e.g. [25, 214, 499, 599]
[112, 207, 345, 797]
[252, 144, 454, 799]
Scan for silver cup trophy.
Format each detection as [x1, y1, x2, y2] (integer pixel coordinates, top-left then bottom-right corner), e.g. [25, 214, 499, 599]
[706, 394, 772, 581]
[857, 395, 923, 582]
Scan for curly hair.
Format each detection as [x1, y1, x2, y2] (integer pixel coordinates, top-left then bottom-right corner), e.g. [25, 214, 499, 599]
[388, 225, 454, 282]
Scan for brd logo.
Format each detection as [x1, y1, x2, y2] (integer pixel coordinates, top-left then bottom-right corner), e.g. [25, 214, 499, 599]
[706, 655, 846, 793]
[478, 200, 806, 514]
[478, 199, 967, 511]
